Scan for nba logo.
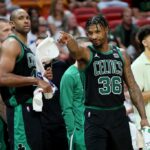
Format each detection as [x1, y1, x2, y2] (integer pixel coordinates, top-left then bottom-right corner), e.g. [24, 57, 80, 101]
[113, 53, 119, 58]
[26, 106, 30, 112]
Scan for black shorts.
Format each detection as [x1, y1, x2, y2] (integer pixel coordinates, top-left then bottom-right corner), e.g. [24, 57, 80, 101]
[7, 103, 42, 150]
[41, 100, 68, 150]
[84, 107, 133, 150]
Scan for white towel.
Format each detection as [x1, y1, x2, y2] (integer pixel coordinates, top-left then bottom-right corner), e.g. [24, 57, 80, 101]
[33, 85, 57, 112]
[33, 88, 43, 112]
[35, 36, 59, 100]
[33, 36, 59, 111]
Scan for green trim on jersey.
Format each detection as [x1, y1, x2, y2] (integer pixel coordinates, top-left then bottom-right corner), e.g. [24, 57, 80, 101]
[9, 96, 17, 107]
[14, 105, 31, 150]
[79, 48, 93, 73]
[0, 118, 6, 150]
[85, 104, 124, 110]
[88, 44, 125, 66]
[9, 88, 16, 106]
[86, 50, 93, 69]
[26, 98, 32, 104]
[8, 96, 32, 107]
[7, 35, 25, 106]
[116, 47, 125, 65]
[90, 45, 113, 55]
[82, 44, 125, 108]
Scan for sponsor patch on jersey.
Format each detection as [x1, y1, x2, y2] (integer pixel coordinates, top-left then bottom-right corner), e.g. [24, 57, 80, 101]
[26, 106, 30, 112]
[113, 53, 119, 58]
[88, 111, 91, 118]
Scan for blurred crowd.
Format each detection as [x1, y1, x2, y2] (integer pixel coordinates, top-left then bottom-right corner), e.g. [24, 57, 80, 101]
[1, 0, 149, 62]
[0, 0, 150, 150]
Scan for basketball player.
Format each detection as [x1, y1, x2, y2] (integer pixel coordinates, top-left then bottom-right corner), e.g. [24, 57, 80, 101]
[0, 9, 52, 150]
[58, 14, 149, 150]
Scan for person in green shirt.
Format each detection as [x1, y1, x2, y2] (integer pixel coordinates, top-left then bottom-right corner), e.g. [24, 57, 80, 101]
[60, 37, 91, 150]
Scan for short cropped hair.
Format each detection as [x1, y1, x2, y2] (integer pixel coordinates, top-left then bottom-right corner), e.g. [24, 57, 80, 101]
[37, 33, 48, 40]
[137, 25, 150, 44]
[85, 14, 109, 30]
[136, 25, 150, 51]
[0, 17, 9, 23]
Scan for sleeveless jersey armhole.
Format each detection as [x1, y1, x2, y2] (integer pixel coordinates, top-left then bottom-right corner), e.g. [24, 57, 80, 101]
[78, 46, 93, 72]
[115, 46, 125, 65]
[7, 35, 24, 63]
[84, 45, 93, 71]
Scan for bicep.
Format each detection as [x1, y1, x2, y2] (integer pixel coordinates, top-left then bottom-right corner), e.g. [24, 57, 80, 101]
[0, 40, 20, 74]
[123, 51, 137, 89]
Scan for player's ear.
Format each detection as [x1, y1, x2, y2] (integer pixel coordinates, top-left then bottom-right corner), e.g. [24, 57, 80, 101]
[9, 21, 15, 30]
[142, 39, 147, 47]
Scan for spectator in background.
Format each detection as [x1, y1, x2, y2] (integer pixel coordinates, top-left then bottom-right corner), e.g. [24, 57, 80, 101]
[47, 0, 73, 62]
[97, 0, 128, 10]
[60, 37, 91, 150]
[47, 0, 71, 37]
[5, 0, 19, 13]
[113, 7, 139, 61]
[27, 12, 51, 53]
[0, 0, 9, 19]
[132, 0, 150, 19]
[65, 13, 86, 39]
[69, 0, 97, 11]
[48, 0, 71, 60]
[27, 15, 39, 53]
[0, 0, 19, 20]
[55, 13, 86, 62]
[28, 8, 39, 19]
[0, 17, 12, 43]
[108, 33, 120, 47]
[131, 25, 150, 130]
[38, 17, 51, 36]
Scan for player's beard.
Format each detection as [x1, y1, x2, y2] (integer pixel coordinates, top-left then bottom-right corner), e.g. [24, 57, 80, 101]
[93, 42, 103, 49]
[17, 29, 30, 36]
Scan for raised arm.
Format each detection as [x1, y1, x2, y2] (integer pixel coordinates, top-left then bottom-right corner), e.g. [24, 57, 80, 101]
[122, 51, 149, 127]
[0, 38, 51, 93]
[58, 31, 90, 62]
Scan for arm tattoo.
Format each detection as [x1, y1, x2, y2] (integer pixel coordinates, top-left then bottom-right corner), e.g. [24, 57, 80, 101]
[123, 51, 147, 119]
